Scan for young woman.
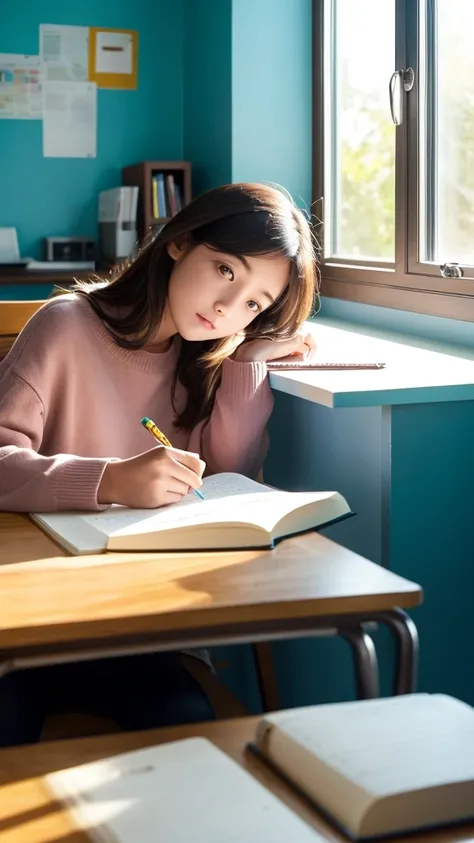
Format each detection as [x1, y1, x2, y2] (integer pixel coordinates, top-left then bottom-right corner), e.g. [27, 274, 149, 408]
[0, 182, 317, 745]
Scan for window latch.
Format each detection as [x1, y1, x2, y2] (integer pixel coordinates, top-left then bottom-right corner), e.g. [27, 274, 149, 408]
[440, 263, 463, 278]
[389, 68, 415, 125]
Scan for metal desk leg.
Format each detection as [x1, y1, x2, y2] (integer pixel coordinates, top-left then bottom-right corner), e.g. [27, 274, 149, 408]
[252, 642, 280, 712]
[375, 608, 419, 695]
[338, 626, 380, 699]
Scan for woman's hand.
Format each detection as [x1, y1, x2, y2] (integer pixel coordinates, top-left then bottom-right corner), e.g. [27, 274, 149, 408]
[232, 331, 316, 364]
[98, 447, 206, 508]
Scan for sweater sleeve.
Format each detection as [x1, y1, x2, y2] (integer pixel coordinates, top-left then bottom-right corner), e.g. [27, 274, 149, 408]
[0, 369, 110, 513]
[187, 357, 273, 478]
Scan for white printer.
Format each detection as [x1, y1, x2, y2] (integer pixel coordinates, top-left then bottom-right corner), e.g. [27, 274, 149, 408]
[98, 186, 139, 261]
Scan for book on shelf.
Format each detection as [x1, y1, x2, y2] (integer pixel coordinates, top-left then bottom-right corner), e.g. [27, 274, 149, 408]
[152, 176, 159, 218]
[151, 172, 183, 220]
[31, 471, 351, 556]
[166, 173, 178, 216]
[151, 172, 167, 218]
[174, 179, 183, 211]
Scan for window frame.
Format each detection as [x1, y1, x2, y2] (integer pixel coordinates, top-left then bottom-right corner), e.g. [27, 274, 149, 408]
[313, 0, 474, 322]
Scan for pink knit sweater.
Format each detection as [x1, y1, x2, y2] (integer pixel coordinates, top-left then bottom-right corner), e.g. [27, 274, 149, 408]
[0, 295, 273, 512]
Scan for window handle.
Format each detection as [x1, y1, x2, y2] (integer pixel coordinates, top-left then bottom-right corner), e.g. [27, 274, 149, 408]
[440, 263, 463, 278]
[389, 68, 415, 125]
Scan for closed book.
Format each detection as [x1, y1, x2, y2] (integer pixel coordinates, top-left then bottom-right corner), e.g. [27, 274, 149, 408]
[252, 694, 474, 840]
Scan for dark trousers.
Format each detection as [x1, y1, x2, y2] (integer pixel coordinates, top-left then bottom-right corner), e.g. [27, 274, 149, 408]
[0, 652, 215, 747]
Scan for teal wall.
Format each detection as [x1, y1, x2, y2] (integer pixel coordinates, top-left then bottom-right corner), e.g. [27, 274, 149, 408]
[0, 285, 52, 300]
[0, 0, 183, 260]
[388, 399, 474, 703]
[182, 0, 312, 207]
[183, 0, 232, 195]
[231, 0, 312, 209]
[321, 296, 474, 351]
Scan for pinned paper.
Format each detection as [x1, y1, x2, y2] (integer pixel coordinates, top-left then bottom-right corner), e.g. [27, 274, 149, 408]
[43, 81, 96, 158]
[40, 24, 89, 82]
[88, 28, 137, 89]
[96, 32, 133, 74]
[0, 54, 42, 119]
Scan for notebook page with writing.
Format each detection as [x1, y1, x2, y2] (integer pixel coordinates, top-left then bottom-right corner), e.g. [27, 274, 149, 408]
[31, 474, 276, 555]
[81, 474, 271, 534]
[47, 737, 323, 843]
[80, 474, 339, 539]
[31, 474, 350, 553]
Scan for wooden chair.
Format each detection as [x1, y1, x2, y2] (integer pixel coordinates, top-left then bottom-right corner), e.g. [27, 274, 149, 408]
[0, 300, 46, 360]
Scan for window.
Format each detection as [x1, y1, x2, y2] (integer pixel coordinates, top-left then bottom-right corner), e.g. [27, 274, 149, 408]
[323, 0, 396, 263]
[314, 0, 474, 320]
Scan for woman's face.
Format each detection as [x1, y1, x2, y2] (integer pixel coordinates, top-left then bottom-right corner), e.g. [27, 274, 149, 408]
[166, 243, 290, 341]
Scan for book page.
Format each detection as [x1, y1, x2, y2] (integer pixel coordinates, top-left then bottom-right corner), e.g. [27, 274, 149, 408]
[47, 737, 322, 843]
[261, 694, 474, 796]
[80, 473, 326, 539]
[32, 474, 348, 554]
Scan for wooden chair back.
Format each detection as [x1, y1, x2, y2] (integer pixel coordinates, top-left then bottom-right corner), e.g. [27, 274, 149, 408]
[0, 300, 46, 359]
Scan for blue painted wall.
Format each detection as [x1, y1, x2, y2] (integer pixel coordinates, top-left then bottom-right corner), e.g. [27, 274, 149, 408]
[183, 0, 312, 207]
[183, 0, 232, 195]
[388, 399, 474, 702]
[0, 285, 52, 300]
[231, 0, 312, 209]
[321, 296, 474, 352]
[0, 0, 183, 260]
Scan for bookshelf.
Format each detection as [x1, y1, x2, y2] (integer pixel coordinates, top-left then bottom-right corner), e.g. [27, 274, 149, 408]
[122, 161, 192, 239]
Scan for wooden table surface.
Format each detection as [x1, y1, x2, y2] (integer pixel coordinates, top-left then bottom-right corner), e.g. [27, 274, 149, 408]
[0, 716, 471, 843]
[0, 513, 422, 652]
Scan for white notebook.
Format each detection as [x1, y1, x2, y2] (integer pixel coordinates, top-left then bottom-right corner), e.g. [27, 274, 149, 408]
[31, 472, 350, 555]
[47, 737, 323, 843]
[252, 694, 474, 840]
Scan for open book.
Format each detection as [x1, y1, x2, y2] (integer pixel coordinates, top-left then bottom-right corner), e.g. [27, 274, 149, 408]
[251, 694, 474, 841]
[46, 737, 324, 843]
[31, 472, 351, 555]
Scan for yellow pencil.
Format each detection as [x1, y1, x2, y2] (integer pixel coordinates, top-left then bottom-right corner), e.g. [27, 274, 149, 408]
[140, 416, 205, 500]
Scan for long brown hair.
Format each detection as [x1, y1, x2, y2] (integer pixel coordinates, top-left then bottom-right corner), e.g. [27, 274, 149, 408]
[76, 183, 318, 429]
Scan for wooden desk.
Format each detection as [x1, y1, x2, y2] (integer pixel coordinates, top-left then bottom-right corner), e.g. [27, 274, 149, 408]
[0, 717, 471, 843]
[0, 514, 422, 701]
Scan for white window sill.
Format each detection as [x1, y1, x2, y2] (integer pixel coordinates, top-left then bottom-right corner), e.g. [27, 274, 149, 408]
[268, 318, 474, 408]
